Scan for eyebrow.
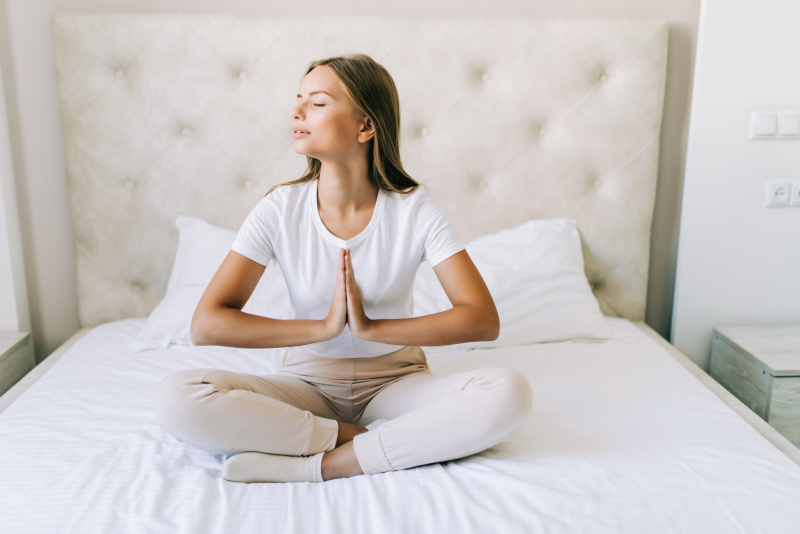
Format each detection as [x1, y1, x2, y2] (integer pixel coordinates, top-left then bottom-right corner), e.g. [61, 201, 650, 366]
[296, 90, 332, 98]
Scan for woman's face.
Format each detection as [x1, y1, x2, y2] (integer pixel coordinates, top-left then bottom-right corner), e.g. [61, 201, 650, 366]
[290, 66, 369, 161]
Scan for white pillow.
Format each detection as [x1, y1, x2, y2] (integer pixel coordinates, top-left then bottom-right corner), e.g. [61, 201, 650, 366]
[134, 216, 609, 352]
[413, 218, 611, 352]
[129, 216, 292, 351]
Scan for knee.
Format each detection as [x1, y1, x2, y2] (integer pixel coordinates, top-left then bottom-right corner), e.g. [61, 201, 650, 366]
[477, 368, 534, 432]
[497, 368, 533, 419]
[153, 368, 218, 434]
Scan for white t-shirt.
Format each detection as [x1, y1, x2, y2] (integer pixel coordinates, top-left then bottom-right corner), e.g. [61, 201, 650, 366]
[231, 179, 464, 358]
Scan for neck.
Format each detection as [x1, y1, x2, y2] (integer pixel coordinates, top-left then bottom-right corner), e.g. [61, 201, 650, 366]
[317, 159, 378, 215]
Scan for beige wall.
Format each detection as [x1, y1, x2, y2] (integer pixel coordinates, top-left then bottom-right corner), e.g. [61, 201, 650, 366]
[0, 0, 699, 362]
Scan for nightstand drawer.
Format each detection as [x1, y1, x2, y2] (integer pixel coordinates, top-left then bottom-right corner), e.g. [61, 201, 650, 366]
[709, 333, 772, 418]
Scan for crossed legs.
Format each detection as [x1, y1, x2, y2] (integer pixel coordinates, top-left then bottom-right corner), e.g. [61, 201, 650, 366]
[154, 365, 533, 482]
[153, 368, 342, 457]
[323, 424, 367, 480]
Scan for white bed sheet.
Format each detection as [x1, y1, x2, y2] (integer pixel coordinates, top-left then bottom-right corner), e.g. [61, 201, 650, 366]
[1, 317, 800, 534]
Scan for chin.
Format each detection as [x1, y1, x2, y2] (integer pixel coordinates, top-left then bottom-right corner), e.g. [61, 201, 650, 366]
[292, 143, 314, 157]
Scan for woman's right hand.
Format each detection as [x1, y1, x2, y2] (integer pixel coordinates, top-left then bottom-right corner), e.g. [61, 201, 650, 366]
[322, 248, 348, 340]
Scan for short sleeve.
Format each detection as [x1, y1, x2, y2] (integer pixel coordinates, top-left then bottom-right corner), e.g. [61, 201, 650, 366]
[231, 193, 283, 266]
[414, 189, 465, 266]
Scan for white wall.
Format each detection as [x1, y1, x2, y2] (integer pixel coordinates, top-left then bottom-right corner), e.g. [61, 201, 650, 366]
[672, 0, 800, 369]
[0, 0, 699, 362]
[0, 52, 29, 334]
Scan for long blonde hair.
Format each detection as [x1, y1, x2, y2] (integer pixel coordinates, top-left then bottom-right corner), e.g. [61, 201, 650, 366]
[266, 54, 419, 196]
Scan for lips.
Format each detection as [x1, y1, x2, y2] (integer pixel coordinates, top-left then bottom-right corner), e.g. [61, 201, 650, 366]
[293, 127, 310, 139]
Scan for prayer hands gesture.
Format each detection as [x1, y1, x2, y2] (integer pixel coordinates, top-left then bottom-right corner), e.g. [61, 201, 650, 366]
[343, 249, 371, 338]
[323, 248, 372, 340]
[322, 249, 348, 339]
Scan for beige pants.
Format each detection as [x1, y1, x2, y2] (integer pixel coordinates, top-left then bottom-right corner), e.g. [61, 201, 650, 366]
[153, 345, 533, 476]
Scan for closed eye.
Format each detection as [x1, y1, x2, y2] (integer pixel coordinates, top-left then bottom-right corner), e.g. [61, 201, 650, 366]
[313, 103, 325, 107]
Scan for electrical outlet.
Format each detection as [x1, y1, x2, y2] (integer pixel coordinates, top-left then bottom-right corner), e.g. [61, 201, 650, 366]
[791, 180, 800, 207]
[765, 180, 791, 207]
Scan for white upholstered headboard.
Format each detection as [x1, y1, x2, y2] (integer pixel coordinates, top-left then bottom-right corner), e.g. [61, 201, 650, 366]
[51, 15, 668, 327]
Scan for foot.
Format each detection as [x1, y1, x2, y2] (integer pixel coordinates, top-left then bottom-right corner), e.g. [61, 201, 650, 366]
[335, 422, 368, 448]
[321, 441, 364, 481]
[222, 451, 325, 483]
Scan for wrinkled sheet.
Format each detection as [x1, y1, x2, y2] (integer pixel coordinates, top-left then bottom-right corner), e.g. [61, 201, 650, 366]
[2, 317, 800, 534]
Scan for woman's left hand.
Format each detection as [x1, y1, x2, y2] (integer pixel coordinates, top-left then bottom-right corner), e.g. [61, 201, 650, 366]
[344, 249, 373, 339]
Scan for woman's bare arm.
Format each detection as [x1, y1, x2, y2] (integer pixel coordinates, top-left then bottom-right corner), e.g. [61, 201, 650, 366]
[345, 249, 500, 346]
[190, 250, 348, 348]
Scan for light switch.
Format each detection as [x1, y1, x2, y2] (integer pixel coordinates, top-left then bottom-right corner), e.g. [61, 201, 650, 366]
[778, 111, 800, 138]
[750, 111, 778, 139]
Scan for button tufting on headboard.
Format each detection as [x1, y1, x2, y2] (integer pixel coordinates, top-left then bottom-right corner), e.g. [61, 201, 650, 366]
[467, 173, 488, 192]
[51, 15, 668, 327]
[585, 174, 601, 190]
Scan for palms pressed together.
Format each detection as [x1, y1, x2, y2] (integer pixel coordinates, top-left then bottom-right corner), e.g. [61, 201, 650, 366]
[324, 248, 371, 341]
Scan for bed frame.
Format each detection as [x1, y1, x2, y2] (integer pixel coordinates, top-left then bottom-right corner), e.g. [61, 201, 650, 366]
[3, 14, 798, 467]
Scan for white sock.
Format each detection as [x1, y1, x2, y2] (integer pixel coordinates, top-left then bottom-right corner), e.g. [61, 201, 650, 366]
[222, 451, 325, 483]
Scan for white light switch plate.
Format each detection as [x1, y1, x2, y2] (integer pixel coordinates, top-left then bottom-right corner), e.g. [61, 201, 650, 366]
[751, 111, 778, 139]
[778, 111, 800, 138]
[791, 180, 800, 206]
[765, 180, 791, 207]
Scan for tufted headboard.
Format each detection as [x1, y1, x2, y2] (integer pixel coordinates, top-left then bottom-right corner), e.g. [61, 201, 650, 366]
[51, 15, 668, 327]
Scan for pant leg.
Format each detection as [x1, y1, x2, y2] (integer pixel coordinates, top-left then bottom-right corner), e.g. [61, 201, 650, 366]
[352, 367, 533, 475]
[153, 368, 340, 456]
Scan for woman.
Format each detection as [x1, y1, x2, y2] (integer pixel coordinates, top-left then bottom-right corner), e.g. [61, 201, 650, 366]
[154, 54, 533, 483]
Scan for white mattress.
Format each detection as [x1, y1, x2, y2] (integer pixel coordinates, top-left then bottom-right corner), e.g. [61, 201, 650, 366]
[2, 317, 800, 533]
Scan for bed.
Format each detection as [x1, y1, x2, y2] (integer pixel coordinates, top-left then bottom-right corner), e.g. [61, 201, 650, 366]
[2, 14, 800, 533]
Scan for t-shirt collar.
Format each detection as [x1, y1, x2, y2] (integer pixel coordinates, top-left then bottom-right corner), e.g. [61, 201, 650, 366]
[308, 178, 385, 248]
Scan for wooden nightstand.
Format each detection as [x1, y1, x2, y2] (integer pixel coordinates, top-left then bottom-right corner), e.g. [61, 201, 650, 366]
[710, 326, 800, 448]
[0, 332, 34, 397]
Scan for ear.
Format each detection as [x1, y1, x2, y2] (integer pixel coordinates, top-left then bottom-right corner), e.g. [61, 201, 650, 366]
[357, 117, 375, 144]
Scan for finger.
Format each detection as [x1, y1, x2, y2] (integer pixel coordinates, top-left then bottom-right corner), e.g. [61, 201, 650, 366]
[345, 261, 356, 296]
[345, 252, 358, 303]
[345, 256, 355, 301]
[345, 249, 355, 279]
[341, 250, 347, 278]
[334, 252, 346, 302]
[344, 259, 353, 296]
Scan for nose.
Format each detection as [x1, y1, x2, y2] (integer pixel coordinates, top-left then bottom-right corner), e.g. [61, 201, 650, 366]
[290, 103, 303, 120]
